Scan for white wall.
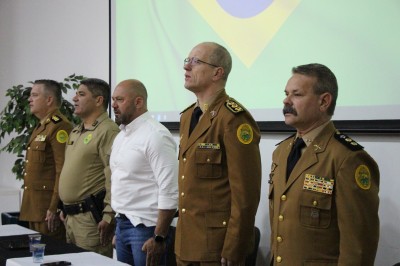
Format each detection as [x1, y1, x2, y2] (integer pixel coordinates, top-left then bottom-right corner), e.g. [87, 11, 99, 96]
[0, 1, 399, 265]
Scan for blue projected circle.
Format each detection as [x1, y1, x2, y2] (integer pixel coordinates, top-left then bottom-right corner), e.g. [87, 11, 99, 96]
[216, 0, 273, 18]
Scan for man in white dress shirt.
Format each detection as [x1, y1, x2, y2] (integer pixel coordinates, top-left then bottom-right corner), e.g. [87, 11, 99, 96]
[110, 79, 178, 266]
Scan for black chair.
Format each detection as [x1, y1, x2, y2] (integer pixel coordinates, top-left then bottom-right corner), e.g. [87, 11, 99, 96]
[245, 226, 261, 266]
[1, 212, 29, 228]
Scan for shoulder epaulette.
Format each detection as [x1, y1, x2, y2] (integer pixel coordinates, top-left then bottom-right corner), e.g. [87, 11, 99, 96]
[180, 103, 196, 114]
[225, 98, 245, 114]
[334, 130, 364, 151]
[50, 115, 63, 124]
[275, 133, 295, 146]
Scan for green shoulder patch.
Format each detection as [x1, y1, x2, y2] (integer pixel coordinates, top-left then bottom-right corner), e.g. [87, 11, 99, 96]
[180, 103, 196, 114]
[51, 115, 63, 124]
[225, 99, 244, 114]
[334, 130, 363, 151]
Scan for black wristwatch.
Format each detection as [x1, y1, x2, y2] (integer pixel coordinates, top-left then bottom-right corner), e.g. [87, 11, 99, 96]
[153, 234, 166, 243]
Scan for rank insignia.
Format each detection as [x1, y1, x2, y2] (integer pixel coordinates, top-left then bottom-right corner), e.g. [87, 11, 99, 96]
[303, 174, 334, 194]
[56, 130, 69, 144]
[237, 123, 253, 144]
[225, 99, 244, 114]
[84, 133, 92, 144]
[334, 130, 363, 151]
[51, 115, 62, 124]
[355, 165, 371, 190]
[34, 135, 46, 142]
[198, 143, 220, 149]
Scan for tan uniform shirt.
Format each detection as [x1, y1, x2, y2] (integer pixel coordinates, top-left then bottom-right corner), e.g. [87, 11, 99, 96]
[20, 109, 72, 222]
[175, 90, 262, 262]
[269, 121, 380, 266]
[59, 112, 119, 223]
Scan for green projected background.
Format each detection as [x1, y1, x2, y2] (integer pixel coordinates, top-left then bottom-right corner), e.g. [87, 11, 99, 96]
[112, 0, 400, 122]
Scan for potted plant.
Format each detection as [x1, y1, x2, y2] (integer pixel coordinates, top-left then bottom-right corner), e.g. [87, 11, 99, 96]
[0, 74, 85, 180]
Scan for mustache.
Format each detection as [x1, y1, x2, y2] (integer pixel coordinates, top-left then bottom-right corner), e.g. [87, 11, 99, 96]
[283, 105, 297, 116]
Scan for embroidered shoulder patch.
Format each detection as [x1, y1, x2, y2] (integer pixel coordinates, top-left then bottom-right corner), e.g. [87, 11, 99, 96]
[355, 165, 371, 190]
[237, 123, 253, 144]
[334, 130, 363, 151]
[225, 99, 244, 114]
[51, 115, 63, 124]
[56, 130, 69, 144]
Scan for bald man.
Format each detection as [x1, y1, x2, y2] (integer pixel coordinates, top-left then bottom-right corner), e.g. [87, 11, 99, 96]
[110, 79, 178, 266]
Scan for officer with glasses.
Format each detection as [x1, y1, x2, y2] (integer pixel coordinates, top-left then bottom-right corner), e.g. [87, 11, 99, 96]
[175, 42, 262, 266]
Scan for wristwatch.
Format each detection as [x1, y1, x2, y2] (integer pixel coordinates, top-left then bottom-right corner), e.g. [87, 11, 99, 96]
[153, 234, 166, 243]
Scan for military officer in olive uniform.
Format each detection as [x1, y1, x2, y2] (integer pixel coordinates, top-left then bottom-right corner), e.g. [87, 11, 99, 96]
[20, 80, 72, 240]
[59, 78, 119, 258]
[269, 64, 379, 265]
[175, 42, 262, 266]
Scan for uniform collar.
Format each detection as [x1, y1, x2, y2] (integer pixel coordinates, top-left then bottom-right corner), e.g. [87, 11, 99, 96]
[75, 112, 109, 132]
[299, 120, 331, 146]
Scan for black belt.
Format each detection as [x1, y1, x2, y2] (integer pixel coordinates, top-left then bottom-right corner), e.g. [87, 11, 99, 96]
[63, 201, 90, 215]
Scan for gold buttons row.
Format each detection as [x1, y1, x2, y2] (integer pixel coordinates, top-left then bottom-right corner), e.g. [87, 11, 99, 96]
[24, 185, 48, 190]
[277, 195, 285, 263]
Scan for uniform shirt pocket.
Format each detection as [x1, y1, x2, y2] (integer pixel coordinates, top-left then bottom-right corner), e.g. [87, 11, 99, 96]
[195, 149, 222, 178]
[300, 192, 332, 228]
[30, 141, 46, 163]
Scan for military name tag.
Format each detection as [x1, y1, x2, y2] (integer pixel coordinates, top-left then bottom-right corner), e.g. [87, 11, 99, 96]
[34, 135, 46, 141]
[303, 174, 334, 194]
[197, 143, 220, 149]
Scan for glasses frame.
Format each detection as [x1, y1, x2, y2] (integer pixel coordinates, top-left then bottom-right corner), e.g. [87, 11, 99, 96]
[184, 57, 220, 68]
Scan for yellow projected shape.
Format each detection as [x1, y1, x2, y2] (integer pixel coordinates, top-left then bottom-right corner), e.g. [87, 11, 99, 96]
[189, 0, 301, 68]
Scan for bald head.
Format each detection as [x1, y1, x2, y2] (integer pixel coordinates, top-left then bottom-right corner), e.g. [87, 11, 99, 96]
[112, 79, 148, 125]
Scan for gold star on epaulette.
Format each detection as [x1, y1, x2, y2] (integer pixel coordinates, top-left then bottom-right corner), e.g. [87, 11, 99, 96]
[51, 115, 63, 124]
[225, 99, 244, 114]
[334, 131, 363, 151]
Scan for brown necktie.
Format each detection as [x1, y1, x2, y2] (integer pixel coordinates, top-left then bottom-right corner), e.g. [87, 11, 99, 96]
[286, 138, 306, 180]
[189, 107, 202, 135]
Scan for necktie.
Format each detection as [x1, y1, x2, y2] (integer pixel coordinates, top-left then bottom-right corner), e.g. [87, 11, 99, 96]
[189, 107, 203, 135]
[286, 138, 306, 180]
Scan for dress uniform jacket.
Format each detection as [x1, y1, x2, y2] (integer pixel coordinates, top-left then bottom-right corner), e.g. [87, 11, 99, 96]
[269, 121, 379, 266]
[20, 109, 72, 222]
[175, 90, 262, 262]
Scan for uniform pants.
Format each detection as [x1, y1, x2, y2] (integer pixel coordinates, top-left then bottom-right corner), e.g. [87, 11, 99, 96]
[29, 221, 66, 241]
[64, 212, 113, 258]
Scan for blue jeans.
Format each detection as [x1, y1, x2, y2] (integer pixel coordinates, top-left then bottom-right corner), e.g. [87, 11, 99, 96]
[115, 216, 173, 266]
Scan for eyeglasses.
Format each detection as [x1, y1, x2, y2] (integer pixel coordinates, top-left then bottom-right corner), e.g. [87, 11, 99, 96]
[184, 57, 220, 68]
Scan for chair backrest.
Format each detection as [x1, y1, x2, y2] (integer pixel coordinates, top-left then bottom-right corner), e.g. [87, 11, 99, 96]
[245, 226, 261, 266]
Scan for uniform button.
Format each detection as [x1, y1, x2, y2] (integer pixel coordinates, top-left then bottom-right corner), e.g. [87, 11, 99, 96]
[181, 175, 185, 180]
[24, 173, 27, 176]
[26, 160, 29, 163]
[278, 215, 284, 222]
[277, 236, 283, 242]
[24, 186, 28, 190]
[181, 208, 186, 213]
[28, 147, 31, 150]
[222, 221, 227, 226]
[43, 186, 46, 189]
[207, 158, 210, 162]
[183, 158, 187, 162]
[276, 256, 282, 263]
[181, 192, 185, 197]
[313, 200, 318, 206]
[281, 195, 287, 201]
